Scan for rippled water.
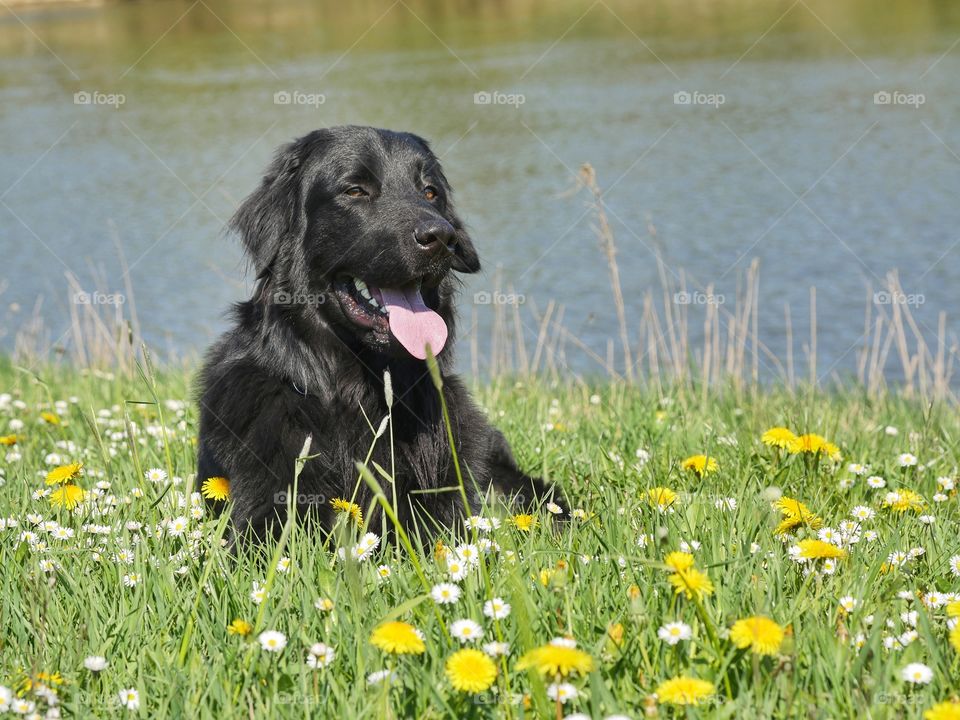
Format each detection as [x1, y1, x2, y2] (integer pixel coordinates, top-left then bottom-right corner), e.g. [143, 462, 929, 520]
[1, 0, 959, 379]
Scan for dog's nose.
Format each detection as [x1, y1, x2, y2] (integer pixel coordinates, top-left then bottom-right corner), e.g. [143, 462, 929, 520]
[414, 219, 457, 255]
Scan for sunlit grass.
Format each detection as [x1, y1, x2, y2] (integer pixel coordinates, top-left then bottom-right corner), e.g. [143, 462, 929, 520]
[1, 359, 958, 718]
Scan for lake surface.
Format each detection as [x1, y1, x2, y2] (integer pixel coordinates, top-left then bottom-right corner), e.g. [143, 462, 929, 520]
[1, 0, 959, 381]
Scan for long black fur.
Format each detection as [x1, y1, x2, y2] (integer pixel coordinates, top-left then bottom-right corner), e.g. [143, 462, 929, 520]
[196, 126, 562, 543]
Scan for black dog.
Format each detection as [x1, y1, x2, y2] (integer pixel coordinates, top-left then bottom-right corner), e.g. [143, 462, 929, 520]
[196, 126, 562, 542]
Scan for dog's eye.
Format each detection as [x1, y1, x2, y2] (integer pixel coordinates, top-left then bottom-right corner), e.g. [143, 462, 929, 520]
[344, 186, 368, 198]
[423, 186, 439, 201]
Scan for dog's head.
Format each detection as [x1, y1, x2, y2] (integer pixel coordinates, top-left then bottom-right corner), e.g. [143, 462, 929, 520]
[231, 126, 480, 360]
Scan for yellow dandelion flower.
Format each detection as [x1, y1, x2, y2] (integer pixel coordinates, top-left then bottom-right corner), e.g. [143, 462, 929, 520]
[664, 551, 695, 573]
[516, 644, 594, 678]
[512, 514, 537, 531]
[330, 497, 363, 527]
[882, 489, 924, 513]
[17, 671, 64, 695]
[926, 701, 960, 720]
[787, 433, 826, 454]
[445, 649, 497, 693]
[40, 411, 60, 425]
[787, 433, 839, 459]
[668, 568, 715, 600]
[823, 442, 841, 461]
[647, 487, 677, 509]
[0, 433, 18, 445]
[761, 427, 796, 449]
[774, 497, 823, 534]
[369, 621, 425, 655]
[655, 675, 716, 706]
[606, 622, 625, 647]
[227, 618, 253, 636]
[950, 624, 960, 653]
[681, 455, 718, 478]
[796, 539, 846, 560]
[729, 616, 785, 655]
[45, 461, 83, 486]
[201, 476, 231, 501]
[434, 540, 450, 561]
[50, 484, 85, 510]
[947, 600, 960, 618]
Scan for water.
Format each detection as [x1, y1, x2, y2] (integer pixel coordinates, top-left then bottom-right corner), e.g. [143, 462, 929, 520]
[2, 0, 959, 380]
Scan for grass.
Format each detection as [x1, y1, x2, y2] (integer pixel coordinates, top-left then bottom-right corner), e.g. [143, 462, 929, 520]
[1, 356, 959, 719]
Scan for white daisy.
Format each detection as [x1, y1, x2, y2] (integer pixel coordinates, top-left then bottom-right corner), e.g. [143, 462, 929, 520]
[144, 468, 168, 483]
[657, 621, 692, 645]
[834, 596, 858, 615]
[898, 453, 918, 467]
[483, 597, 511, 620]
[547, 683, 578, 703]
[367, 669, 397, 685]
[84, 656, 108, 672]
[901, 662, 932, 684]
[306, 642, 335, 668]
[258, 630, 287, 653]
[117, 688, 140, 710]
[447, 557, 469, 581]
[483, 641, 510, 657]
[450, 619, 483, 643]
[431, 583, 461, 605]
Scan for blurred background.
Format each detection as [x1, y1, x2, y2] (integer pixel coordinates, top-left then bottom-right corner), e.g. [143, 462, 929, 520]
[1, 0, 958, 386]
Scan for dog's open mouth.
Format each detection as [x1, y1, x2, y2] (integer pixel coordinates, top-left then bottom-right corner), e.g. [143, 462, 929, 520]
[333, 276, 448, 360]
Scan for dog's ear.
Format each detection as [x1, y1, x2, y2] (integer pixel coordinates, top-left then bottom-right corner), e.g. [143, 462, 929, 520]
[451, 228, 480, 274]
[230, 143, 304, 278]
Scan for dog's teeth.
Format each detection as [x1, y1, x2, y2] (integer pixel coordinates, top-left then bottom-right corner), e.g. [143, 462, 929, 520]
[354, 278, 368, 292]
[359, 287, 372, 300]
[369, 294, 380, 308]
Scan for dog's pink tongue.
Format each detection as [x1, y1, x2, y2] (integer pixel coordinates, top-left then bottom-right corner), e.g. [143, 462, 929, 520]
[379, 286, 448, 360]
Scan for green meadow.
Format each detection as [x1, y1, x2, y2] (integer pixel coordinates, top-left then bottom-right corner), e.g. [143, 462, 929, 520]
[1, 359, 959, 719]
